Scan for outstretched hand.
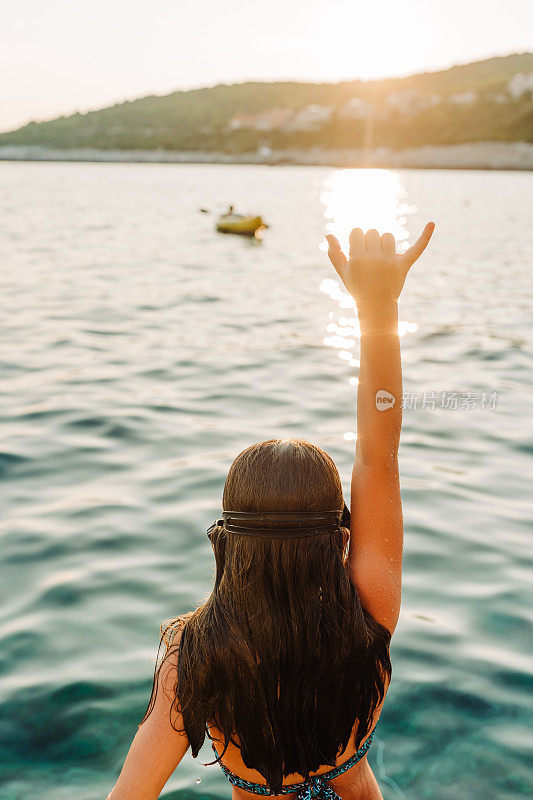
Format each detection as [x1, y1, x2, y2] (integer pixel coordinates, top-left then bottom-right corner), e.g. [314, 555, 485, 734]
[326, 223, 435, 309]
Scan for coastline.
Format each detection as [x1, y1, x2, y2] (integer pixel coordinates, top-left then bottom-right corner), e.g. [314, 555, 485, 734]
[0, 141, 532, 170]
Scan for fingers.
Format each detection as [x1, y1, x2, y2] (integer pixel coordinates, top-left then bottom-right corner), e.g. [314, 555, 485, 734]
[334, 224, 432, 272]
[349, 228, 365, 260]
[400, 222, 435, 273]
[365, 229, 380, 255]
[381, 232, 396, 255]
[325, 234, 347, 276]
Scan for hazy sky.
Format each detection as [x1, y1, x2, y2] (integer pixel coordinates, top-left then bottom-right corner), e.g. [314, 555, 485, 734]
[1, 0, 532, 132]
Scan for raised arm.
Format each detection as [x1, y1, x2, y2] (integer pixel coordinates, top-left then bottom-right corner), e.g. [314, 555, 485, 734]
[326, 224, 434, 635]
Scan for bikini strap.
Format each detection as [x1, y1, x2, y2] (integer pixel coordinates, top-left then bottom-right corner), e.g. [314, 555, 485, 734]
[318, 730, 374, 781]
[211, 729, 375, 798]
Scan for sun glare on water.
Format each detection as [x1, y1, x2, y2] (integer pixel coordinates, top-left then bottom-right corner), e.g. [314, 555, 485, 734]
[318, 169, 418, 439]
[320, 168, 413, 252]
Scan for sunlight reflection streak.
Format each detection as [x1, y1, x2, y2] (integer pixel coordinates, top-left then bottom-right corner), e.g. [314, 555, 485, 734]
[318, 168, 419, 430]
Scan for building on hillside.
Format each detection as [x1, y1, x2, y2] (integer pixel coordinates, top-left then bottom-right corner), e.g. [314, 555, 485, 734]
[283, 105, 333, 131]
[337, 98, 371, 119]
[448, 90, 478, 105]
[507, 72, 533, 98]
[228, 108, 293, 131]
[385, 89, 435, 116]
[228, 113, 253, 130]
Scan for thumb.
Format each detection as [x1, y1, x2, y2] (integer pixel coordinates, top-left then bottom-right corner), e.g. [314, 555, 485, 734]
[400, 222, 435, 274]
[326, 234, 348, 277]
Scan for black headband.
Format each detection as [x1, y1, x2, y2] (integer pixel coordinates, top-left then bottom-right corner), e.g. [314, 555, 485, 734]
[207, 503, 350, 539]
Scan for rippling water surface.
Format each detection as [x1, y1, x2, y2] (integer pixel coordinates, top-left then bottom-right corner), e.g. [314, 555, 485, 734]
[0, 162, 532, 800]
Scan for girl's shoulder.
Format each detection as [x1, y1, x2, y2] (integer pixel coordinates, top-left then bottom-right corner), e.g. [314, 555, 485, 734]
[160, 610, 195, 648]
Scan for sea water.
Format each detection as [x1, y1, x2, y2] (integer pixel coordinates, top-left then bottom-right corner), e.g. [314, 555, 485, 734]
[0, 162, 531, 799]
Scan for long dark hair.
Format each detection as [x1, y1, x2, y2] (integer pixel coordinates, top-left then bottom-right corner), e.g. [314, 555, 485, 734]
[142, 439, 391, 793]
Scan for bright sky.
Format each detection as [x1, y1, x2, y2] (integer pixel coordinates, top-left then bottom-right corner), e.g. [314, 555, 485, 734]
[1, 0, 532, 132]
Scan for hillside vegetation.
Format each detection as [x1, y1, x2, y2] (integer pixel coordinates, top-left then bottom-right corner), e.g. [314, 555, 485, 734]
[2, 53, 532, 153]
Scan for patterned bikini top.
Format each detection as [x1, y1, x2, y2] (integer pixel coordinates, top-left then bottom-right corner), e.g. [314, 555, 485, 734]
[211, 730, 375, 800]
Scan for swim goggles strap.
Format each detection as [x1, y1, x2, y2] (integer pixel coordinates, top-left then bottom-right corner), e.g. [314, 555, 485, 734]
[207, 504, 350, 539]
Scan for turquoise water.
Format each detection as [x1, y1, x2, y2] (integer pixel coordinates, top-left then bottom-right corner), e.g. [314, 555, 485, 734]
[0, 162, 531, 800]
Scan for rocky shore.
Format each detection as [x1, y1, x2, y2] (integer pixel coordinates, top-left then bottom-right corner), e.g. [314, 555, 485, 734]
[0, 141, 531, 170]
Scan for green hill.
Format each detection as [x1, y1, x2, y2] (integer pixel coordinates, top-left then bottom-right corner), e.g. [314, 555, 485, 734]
[2, 53, 532, 153]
